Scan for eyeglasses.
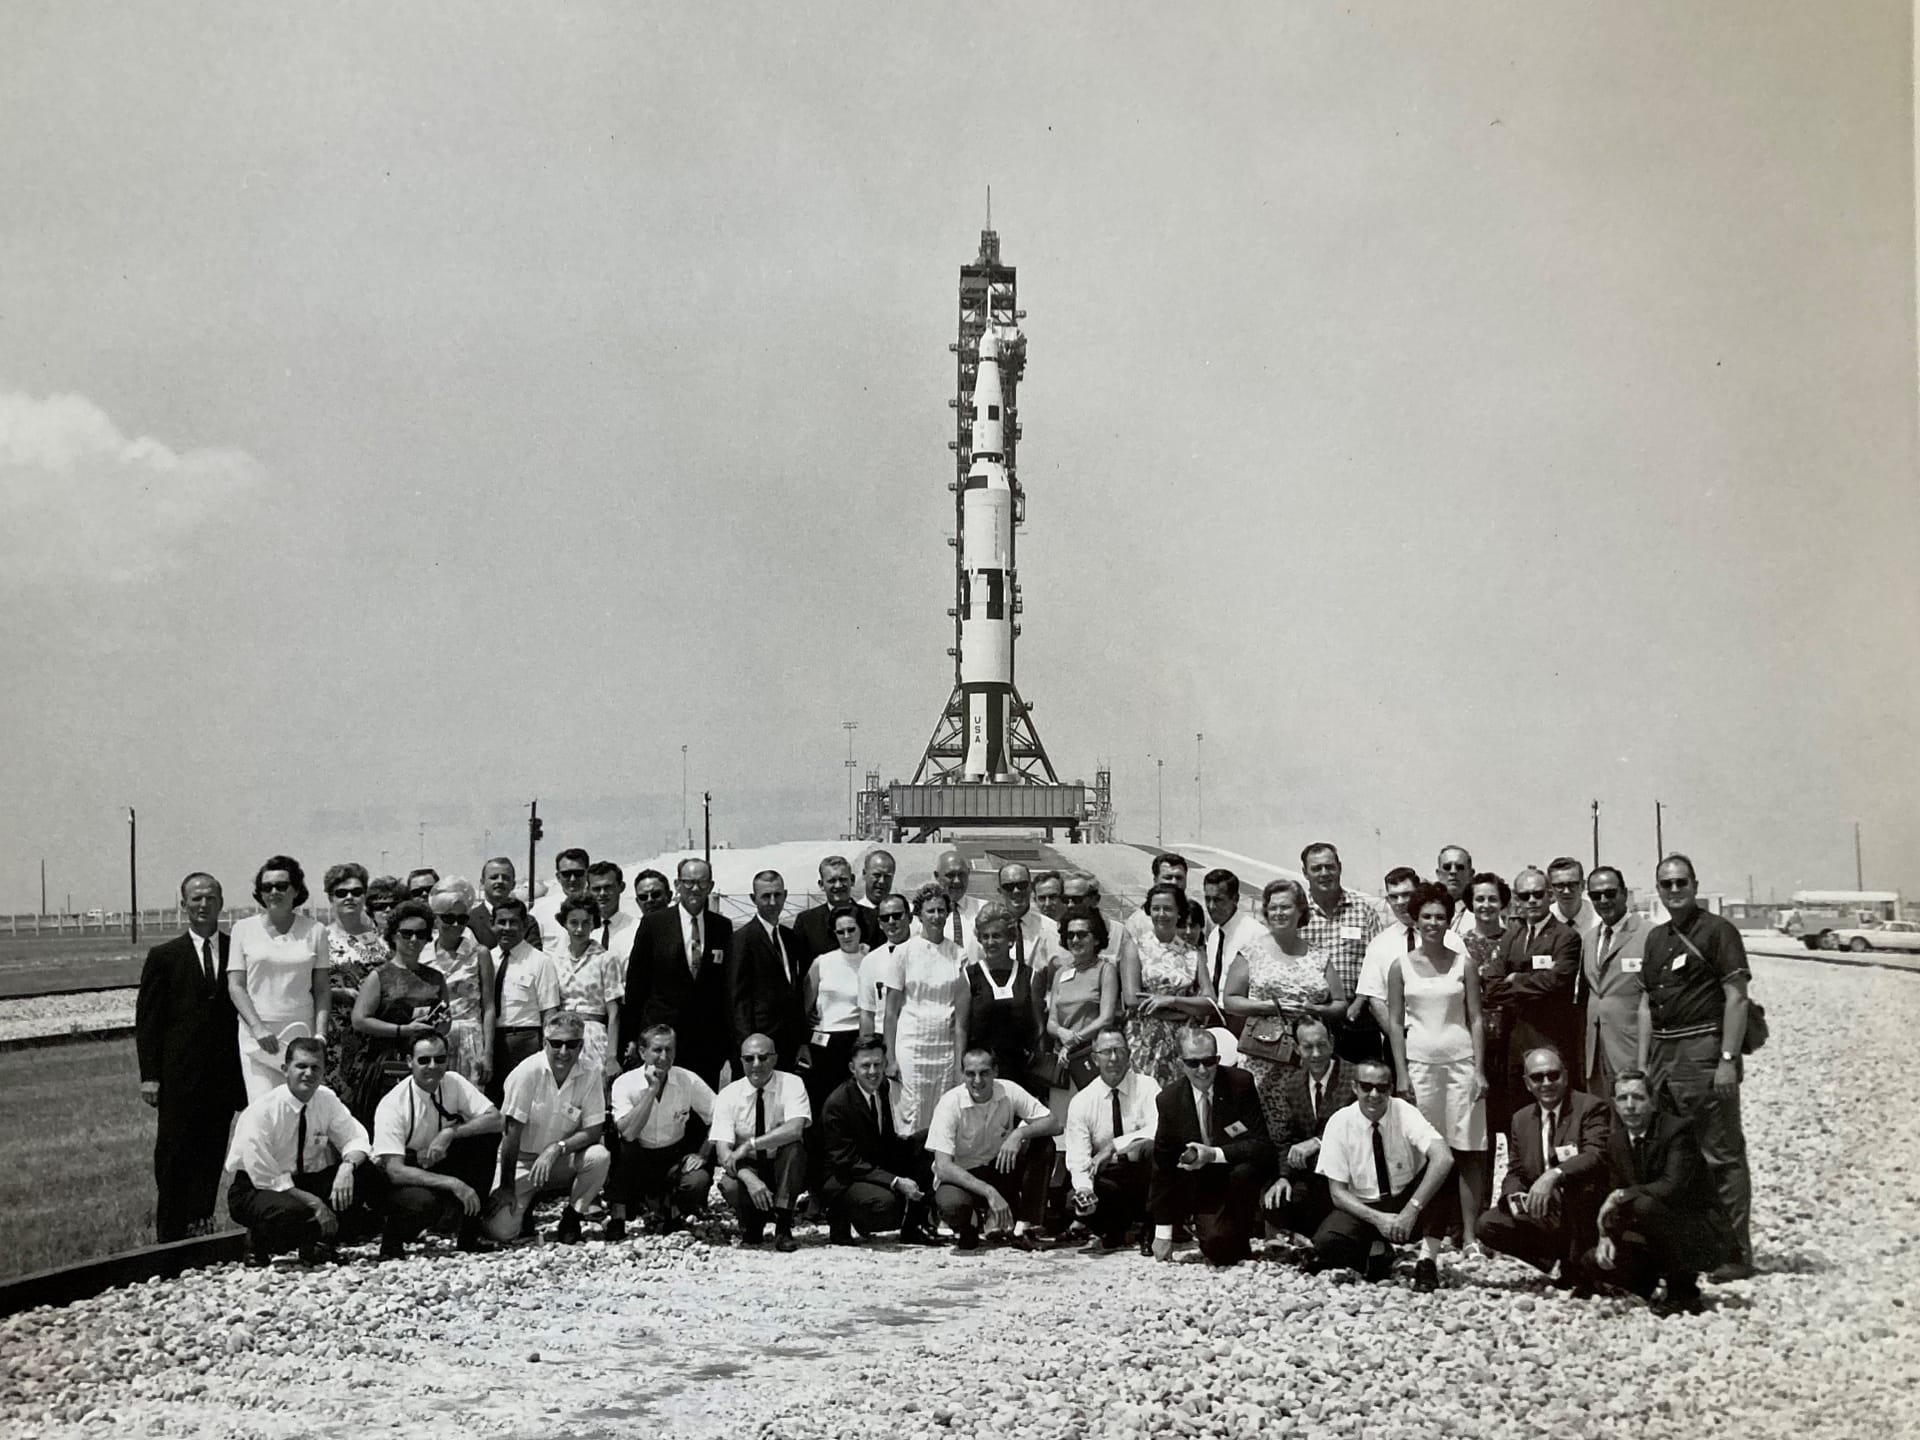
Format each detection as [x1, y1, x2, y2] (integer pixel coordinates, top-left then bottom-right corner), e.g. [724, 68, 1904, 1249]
[1657, 878, 1692, 890]
[1588, 888, 1623, 900]
[1515, 891, 1547, 902]
[436, 913, 465, 925]
[413, 1054, 449, 1067]
[834, 929, 861, 940]
[1181, 1055, 1220, 1069]
[1001, 881, 1031, 892]
[1065, 931, 1096, 944]
[367, 901, 394, 914]
[742, 1053, 776, 1066]
[545, 1039, 583, 1051]
[557, 868, 587, 881]
[1437, 862, 1471, 873]
[396, 928, 431, 941]
[1527, 1069, 1564, 1083]
[1549, 880, 1583, 892]
[332, 886, 366, 899]
[1353, 1080, 1393, 1095]
[407, 887, 433, 899]
[260, 880, 293, 894]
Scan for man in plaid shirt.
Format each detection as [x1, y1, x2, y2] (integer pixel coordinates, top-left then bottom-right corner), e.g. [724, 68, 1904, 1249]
[1299, 843, 1384, 1062]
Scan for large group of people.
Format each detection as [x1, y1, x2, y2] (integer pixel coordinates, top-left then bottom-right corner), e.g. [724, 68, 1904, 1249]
[132, 840, 1758, 1313]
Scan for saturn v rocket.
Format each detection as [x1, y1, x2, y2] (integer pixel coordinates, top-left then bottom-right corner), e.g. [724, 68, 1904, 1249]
[957, 327, 1016, 780]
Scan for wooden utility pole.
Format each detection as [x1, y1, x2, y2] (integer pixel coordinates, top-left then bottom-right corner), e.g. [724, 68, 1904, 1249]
[1591, 800, 1600, 869]
[128, 807, 138, 945]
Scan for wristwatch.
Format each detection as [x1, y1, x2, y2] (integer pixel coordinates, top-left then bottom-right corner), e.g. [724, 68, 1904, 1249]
[1719, 1051, 1736, 1063]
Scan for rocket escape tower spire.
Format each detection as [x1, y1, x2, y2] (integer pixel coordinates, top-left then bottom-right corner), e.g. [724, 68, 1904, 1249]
[910, 222, 1063, 791]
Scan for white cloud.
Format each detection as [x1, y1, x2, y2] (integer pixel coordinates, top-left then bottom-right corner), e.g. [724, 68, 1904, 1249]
[0, 391, 268, 585]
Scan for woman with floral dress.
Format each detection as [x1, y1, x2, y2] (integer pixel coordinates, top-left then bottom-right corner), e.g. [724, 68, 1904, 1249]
[548, 895, 621, 1083]
[322, 861, 388, 1100]
[1223, 878, 1345, 1137]
[426, 879, 495, 1087]
[1121, 883, 1212, 1084]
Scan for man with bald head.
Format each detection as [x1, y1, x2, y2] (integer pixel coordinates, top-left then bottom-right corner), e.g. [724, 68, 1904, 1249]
[624, 857, 735, 1087]
[712, 1032, 810, 1250]
[795, 854, 881, 955]
[918, 848, 984, 948]
[1477, 1045, 1610, 1286]
[858, 850, 897, 913]
[1435, 847, 1477, 935]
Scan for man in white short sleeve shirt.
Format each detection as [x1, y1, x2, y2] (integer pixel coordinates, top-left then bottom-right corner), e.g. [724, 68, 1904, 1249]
[498, 1011, 611, 1244]
[1314, 1058, 1455, 1289]
[926, 1048, 1059, 1249]
[710, 1032, 810, 1250]
[607, 1023, 717, 1238]
[370, 1030, 502, 1258]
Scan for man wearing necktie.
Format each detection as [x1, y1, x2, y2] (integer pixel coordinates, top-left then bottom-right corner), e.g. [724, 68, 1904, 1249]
[136, 872, 246, 1241]
[370, 1031, 504, 1259]
[817, 1035, 940, 1245]
[1064, 1027, 1160, 1252]
[711, 1034, 810, 1250]
[225, 1037, 380, 1264]
[1201, 869, 1259, 1038]
[1579, 867, 1647, 1094]
[1477, 1046, 1611, 1286]
[1148, 1028, 1275, 1266]
[1480, 868, 1584, 1132]
[624, 858, 735, 1087]
[727, 870, 810, 1068]
[1261, 1018, 1352, 1241]
[1313, 1059, 1454, 1288]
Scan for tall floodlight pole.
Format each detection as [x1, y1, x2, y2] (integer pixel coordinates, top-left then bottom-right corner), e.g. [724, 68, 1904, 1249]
[681, 745, 690, 850]
[843, 721, 860, 839]
[1855, 821, 1864, 890]
[1195, 733, 1205, 845]
[1591, 800, 1601, 870]
[128, 807, 138, 945]
[1155, 757, 1164, 847]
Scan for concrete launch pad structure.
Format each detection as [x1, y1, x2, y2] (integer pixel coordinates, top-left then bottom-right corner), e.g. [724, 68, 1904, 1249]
[865, 224, 1112, 844]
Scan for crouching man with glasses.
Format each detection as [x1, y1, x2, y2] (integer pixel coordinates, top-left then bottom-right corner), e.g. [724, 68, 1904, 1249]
[1312, 1058, 1455, 1289]
[496, 1011, 612, 1244]
[371, 1031, 504, 1259]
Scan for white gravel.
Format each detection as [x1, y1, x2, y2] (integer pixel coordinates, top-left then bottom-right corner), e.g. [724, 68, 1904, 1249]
[0, 990, 134, 1043]
[1, 954, 1915, 1439]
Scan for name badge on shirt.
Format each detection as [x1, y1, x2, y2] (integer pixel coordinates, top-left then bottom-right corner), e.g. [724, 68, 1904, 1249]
[1554, 1143, 1579, 1163]
[559, 1104, 582, 1128]
[1224, 1120, 1248, 1138]
[1621, 956, 1643, 975]
[1340, 925, 1363, 942]
[1670, 951, 1687, 971]
[1531, 953, 1554, 970]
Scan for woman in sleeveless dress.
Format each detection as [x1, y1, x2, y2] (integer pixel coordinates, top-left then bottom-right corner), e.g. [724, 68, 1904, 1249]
[425, 881, 495, 1087]
[1388, 880, 1489, 1250]
[348, 899, 451, 1122]
[955, 901, 1046, 1095]
[886, 884, 965, 1132]
[1122, 883, 1213, 1085]
[321, 861, 388, 1099]
[548, 895, 620, 1083]
[1044, 903, 1120, 1120]
[227, 855, 331, 1103]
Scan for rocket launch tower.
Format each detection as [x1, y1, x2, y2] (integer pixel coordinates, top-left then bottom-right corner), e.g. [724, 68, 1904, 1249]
[875, 224, 1111, 843]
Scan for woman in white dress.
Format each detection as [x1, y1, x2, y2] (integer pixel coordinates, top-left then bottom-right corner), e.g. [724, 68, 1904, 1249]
[227, 855, 330, 1102]
[884, 883, 964, 1133]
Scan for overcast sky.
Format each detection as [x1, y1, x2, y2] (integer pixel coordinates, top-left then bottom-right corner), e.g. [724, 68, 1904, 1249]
[2, 2, 1914, 913]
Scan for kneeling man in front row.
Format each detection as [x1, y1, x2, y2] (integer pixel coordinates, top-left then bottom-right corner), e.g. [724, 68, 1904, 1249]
[1476, 1045, 1609, 1287]
[1313, 1058, 1454, 1289]
[371, 1031, 503, 1259]
[608, 1024, 716, 1239]
[818, 1035, 940, 1245]
[712, 1032, 810, 1250]
[498, 1011, 613, 1243]
[1149, 1027, 1275, 1266]
[928, 1047, 1060, 1250]
[1064, 1025, 1159, 1252]
[226, 1036, 385, 1264]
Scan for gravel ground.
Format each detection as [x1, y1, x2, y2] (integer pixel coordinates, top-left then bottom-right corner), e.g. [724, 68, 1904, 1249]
[0, 990, 134, 1043]
[2, 953, 1915, 1440]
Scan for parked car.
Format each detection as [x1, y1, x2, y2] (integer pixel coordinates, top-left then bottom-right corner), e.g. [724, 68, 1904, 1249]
[83, 907, 106, 922]
[1825, 920, 1920, 954]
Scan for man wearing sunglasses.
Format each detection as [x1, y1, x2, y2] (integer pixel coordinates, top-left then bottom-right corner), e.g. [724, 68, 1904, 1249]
[1314, 1058, 1455, 1288]
[1640, 854, 1754, 1282]
[1480, 868, 1584, 1131]
[965, 863, 1061, 977]
[497, 1011, 612, 1244]
[1148, 1028, 1275, 1267]
[1434, 847, 1477, 936]
[1476, 1046, 1610, 1289]
[405, 869, 441, 903]
[371, 1031, 503, 1259]
[1580, 867, 1648, 1094]
[530, 848, 592, 937]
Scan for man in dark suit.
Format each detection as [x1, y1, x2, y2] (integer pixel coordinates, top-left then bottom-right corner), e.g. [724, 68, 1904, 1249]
[1587, 1067, 1729, 1315]
[624, 857, 734, 1087]
[1148, 1028, 1276, 1266]
[726, 870, 809, 1067]
[135, 871, 245, 1241]
[1477, 1045, 1611, 1283]
[817, 1035, 939, 1245]
[1260, 1018, 1352, 1239]
[1480, 867, 1584, 1126]
[792, 854, 880, 958]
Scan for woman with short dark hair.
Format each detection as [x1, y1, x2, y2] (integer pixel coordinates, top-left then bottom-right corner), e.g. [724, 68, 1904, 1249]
[1122, 883, 1212, 1085]
[348, 901, 452, 1121]
[322, 861, 388, 1098]
[228, 855, 330, 1102]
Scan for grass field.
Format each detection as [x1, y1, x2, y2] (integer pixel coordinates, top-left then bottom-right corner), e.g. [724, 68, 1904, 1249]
[0, 1037, 224, 1280]
[0, 934, 147, 998]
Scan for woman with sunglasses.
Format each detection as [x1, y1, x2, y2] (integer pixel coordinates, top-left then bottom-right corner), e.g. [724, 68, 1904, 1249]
[426, 878, 497, 1089]
[886, 883, 965, 1134]
[1046, 903, 1119, 1096]
[548, 895, 621, 1085]
[1386, 880, 1490, 1251]
[349, 900, 452, 1122]
[1461, 872, 1512, 1123]
[803, 907, 871, 1112]
[321, 862, 389, 1099]
[227, 855, 331, 1103]
[1122, 883, 1213, 1085]
[364, 875, 404, 924]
